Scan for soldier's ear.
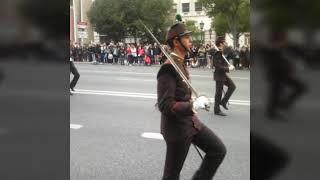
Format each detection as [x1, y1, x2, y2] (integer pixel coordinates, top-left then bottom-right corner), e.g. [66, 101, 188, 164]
[173, 37, 179, 46]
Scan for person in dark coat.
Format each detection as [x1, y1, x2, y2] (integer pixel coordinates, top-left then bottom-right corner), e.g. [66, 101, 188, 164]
[157, 22, 226, 180]
[211, 36, 236, 116]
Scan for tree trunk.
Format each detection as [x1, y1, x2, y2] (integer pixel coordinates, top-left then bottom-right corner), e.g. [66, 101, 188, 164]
[232, 31, 240, 49]
[133, 29, 137, 44]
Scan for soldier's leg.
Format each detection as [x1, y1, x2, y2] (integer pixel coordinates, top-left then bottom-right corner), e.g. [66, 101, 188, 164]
[162, 139, 191, 180]
[266, 80, 282, 117]
[281, 76, 306, 109]
[70, 61, 80, 90]
[221, 76, 236, 104]
[191, 125, 226, 180]
[214, 81, 224, 113]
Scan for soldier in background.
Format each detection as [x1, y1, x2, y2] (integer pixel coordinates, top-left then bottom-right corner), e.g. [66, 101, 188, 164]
[70, 49, 80, 94]
[212, 36, 236, 116]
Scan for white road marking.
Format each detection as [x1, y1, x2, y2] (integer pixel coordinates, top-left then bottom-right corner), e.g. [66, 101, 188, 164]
[70, 124, 83, 129]
[191, 74, 250, 80]
[141, 132, 164, 140]
[116, 78, 155, 82]
[81, 70, 153, 75]
[80, 70, 249, 80]
[73, 89, 250, 106]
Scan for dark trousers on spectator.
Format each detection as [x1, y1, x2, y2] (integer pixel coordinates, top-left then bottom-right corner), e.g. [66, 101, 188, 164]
[128, 55, 133, 65]
[113, 55, 118, 64]
[138, 56, 144, 65]
[199, 57, 206, 67]
[119, 56, 125, 65]
[162, 125, 226, 180]
[134, 56, 138, 64]
[100, 53, 105, 63]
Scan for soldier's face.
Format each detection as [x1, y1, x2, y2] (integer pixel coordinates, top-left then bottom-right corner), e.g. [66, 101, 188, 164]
[220, 42, 226, 50]
[180, 35, 193, 50]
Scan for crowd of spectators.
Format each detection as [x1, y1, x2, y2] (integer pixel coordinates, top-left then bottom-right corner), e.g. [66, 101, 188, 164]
[70, 41, 250, 69]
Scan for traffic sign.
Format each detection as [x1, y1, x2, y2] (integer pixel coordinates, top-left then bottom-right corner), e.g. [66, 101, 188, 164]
[77, 22, 87, 29]
[78, 31, 88, 38]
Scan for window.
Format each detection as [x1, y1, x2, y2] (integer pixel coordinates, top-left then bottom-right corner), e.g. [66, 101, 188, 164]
[182, 3, 190, 13]
[195, 2, 202, 11]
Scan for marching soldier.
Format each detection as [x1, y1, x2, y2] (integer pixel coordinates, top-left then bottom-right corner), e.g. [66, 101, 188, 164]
[157, 22, 226, 180]
[263, 31, 306, 118]
[212, 37, 236, 116]
[70, 50, 80, 94]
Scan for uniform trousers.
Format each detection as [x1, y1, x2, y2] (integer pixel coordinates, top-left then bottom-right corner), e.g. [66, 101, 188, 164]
[70, 61, 80, 90]
[214, 76, 236, 113]
[162, 125, 226, 180]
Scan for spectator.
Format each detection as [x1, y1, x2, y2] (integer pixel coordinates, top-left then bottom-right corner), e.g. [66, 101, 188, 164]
[144, 54, 151, 66]
[131, 44, 137, 65]
[198, 45, 206, 68]
[126, 44, 133, 65]
[137, 45, 145, 65]
[113, 45, 119, 64]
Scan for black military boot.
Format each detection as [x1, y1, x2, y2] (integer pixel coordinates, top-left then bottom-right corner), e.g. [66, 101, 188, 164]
[214, 111, 227, 116]
[220, 100, 229, 110]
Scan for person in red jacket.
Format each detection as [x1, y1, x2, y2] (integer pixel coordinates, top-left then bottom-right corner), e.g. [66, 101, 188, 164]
[125, 44, 132, 65]
[137, 45, 145, 65]
[144, 54, 151, 66]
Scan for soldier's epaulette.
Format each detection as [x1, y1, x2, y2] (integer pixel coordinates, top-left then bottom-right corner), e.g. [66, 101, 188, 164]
[156, 63, 178, 79]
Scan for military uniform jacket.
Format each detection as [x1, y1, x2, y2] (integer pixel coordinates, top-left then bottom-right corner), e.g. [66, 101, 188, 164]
[157, 54, 202, 141]
[212, 51, 230, 81]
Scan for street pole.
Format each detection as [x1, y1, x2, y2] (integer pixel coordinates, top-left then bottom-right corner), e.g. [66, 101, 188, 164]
[202, 30, 206, 44]
[80, 0, 83, 46]
[200, 21, 204, 46]
[73, 0, 77, 44]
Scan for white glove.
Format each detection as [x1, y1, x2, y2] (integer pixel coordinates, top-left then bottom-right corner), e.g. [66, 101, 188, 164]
[193, 96, 210, 110]
[229, 64, 235, 71]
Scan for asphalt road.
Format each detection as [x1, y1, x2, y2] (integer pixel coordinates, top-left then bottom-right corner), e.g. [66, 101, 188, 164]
[70, 63, 250, 180]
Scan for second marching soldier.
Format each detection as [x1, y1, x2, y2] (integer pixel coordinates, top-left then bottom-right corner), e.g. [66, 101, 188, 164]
[157, 22, 226, 180]
[70, 49, 80, 94]
[212, 37, 236, 116]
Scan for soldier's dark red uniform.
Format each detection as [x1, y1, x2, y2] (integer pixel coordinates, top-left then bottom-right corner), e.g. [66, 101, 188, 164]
[157, 22, 226, 180]
[212, 37, 236, 116]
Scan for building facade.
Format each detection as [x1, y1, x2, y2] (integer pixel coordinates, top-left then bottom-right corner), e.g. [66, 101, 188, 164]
[70, 0, 249, 47]
[71, 0, 99, 45]
[225, 32, 250, 49]
[70, 6, 75, 43]
[173, 0, 215, 45]
[173, 0, 250, 48]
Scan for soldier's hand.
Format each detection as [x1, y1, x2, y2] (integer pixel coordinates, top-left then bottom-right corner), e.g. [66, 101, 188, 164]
[229, 64, 235, 71]
[193, 96, 210, 110]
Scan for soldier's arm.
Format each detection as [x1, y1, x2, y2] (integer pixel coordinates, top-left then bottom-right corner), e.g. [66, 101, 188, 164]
[157, 66, 193, 117]
[214, 51, 229, 73]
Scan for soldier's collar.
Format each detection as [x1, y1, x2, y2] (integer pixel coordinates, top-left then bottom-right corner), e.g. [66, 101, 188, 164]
[170, 52, 184, 64]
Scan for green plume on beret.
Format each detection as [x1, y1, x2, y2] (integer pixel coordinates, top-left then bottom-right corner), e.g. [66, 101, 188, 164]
[175, 14, 182, 22]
